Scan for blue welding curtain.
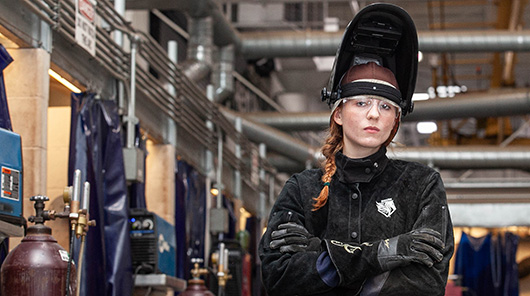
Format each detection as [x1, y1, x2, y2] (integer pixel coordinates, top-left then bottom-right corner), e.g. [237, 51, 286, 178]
[454, 231, 519, 296]
[68, 92, 133, 296]
[175, 160, 207, 281]
[0, 44, 13, 131]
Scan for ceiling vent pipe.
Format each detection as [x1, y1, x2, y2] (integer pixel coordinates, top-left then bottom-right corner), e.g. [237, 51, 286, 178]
[239, 30, 530, 59]
[212, 45, 235, 103]
[388, 146, 530, 170]
[181, 16, 213, 82]
[268, 146, 530, 174]
[126, 0, 240, 47]
[245, 89, 530, 131]
[220, 107, 319, 165]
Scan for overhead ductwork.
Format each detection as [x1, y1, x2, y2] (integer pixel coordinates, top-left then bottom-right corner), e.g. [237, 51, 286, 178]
[181, 16, 213, 82]
[245, 89, 530, 131]
[126, 0, 240, 47]
[127, 1, 530, 59]
[220, 107, 320, 165]
[268, 145, 530, 174]
[212, 44, 235, 102]
[388, 146, 530, 170]
[239, 30, 530, 59]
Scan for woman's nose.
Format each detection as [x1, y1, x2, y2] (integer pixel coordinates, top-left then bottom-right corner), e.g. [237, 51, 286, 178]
[366, 103, 380, 119]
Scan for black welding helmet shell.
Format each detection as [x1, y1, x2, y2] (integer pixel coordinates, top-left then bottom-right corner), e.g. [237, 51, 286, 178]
[322, 3, 418, 116]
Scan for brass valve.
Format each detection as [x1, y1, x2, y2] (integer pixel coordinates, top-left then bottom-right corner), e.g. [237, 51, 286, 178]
[75, 209, 96, 238]
[190, 258, 209, 280]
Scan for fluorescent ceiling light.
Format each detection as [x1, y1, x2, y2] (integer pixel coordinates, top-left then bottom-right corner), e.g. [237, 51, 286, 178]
[412, 93, 429, 101]
[416, 121, 438, 134]
[48, 69, 82, 93]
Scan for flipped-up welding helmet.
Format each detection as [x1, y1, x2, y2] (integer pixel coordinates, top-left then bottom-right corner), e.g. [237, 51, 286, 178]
[321, 3, 418, 116]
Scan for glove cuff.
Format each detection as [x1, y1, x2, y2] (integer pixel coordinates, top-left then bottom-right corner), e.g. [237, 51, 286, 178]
[377, 237, 403, 271]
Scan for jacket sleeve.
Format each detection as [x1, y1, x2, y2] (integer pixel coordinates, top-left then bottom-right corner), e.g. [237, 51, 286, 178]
[259, 177, 335, 296]
[376, 172, 455, 295]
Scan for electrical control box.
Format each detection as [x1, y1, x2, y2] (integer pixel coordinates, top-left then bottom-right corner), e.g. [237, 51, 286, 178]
[0, 128, 24, 227]
[130, 208, 176, 277]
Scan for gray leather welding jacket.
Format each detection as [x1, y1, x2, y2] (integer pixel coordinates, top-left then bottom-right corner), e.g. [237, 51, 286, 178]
[259, 147, 454, 296]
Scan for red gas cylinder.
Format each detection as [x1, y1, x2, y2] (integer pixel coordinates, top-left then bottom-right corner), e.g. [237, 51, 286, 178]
[1, 196, 76, 296]
[181, 258, 215, 296]
[180, 279, 215, 296]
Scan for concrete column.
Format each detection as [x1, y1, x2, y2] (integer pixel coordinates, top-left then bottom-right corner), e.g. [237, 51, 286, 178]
[3, 48, 50, 246]
[145, 142, 176, 224]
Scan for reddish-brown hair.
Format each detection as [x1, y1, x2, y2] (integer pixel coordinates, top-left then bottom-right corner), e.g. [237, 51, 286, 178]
[312, 109, 343, 211]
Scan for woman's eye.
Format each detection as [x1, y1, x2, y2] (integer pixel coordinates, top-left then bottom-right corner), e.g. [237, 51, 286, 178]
[356, 100, 369, 107]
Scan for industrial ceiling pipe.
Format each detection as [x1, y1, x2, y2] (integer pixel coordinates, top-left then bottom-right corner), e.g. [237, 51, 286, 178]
[181, 16, 213, 82]
[127, 1, 530, 57]
[387, 146, 530, 169]
[220, 107, 320, 165]
[212, 45, 235, 103]
[268, 145, 530, 173]
[245, 89, 530, 131]
[238, 30, 530, 58]
[126, 0, 240, 47]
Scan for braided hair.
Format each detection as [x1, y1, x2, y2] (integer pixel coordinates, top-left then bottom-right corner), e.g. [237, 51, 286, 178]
[312, 108, 343, 211]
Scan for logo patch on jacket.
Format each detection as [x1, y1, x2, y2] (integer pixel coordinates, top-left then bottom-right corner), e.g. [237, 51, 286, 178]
[376, 198, 396, 218]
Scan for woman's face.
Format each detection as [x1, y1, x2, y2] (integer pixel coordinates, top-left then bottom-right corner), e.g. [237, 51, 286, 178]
[333, 96, 398, 158]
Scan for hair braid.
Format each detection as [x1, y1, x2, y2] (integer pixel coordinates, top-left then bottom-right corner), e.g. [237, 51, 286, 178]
[312, 111, 343, 211]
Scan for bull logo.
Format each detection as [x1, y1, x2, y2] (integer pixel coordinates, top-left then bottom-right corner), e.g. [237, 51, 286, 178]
[376, 198, 396, 218]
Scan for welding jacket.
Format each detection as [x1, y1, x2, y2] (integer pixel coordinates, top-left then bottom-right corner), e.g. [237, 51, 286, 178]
[259, 147, 454, 296]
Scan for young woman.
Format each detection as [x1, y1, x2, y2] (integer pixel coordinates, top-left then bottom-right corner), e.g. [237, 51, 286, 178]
[259, 61, 454, 296]
[259, 5, 453, 295]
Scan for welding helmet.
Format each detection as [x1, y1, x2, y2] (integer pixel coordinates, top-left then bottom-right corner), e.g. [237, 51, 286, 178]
[321, 3, 418, 116]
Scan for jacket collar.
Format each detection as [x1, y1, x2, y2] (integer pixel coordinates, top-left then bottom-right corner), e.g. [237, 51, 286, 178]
[335, 146, 389, 184]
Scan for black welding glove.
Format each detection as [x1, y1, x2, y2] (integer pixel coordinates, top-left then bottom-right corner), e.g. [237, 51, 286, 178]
[377, 228, 445, 271]
[269, 222, 321, 253]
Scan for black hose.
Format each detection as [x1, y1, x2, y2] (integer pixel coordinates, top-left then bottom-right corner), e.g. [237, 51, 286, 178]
[65, 228, 75, 296]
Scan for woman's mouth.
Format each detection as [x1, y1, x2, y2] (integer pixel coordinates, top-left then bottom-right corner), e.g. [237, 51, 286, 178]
[364, 126, 380, 133]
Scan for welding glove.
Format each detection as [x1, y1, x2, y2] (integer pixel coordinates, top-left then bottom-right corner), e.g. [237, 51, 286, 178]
[269, 222, 321, 253]
[377, 228, 444, 271]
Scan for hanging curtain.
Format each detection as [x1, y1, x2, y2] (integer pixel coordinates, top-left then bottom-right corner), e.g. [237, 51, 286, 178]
[501, 232, 519, 296]
[175, 160, 207, 281]
[223, 196, 237, 240]
[174, 161, 187, 280]
[454, 231, 519, 296]
[0, 44, 13, 131]
[246, 216, 263, 296]
[68, 92, 133, 296]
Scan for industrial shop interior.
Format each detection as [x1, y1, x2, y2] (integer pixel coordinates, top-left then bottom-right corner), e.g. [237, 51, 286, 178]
[1, 0, 530, 295]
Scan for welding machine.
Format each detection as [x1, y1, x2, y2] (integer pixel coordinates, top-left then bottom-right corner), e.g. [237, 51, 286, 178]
[130, 208, 176, 277]
[0, 127, 24, 227]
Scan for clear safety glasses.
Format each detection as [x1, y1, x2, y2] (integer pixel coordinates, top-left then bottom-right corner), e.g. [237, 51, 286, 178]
[342, 96, 400, 117]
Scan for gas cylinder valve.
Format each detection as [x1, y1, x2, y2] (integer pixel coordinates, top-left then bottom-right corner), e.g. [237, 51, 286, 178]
[190, 258, 209, 279]
[28, 195, 55, 224]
